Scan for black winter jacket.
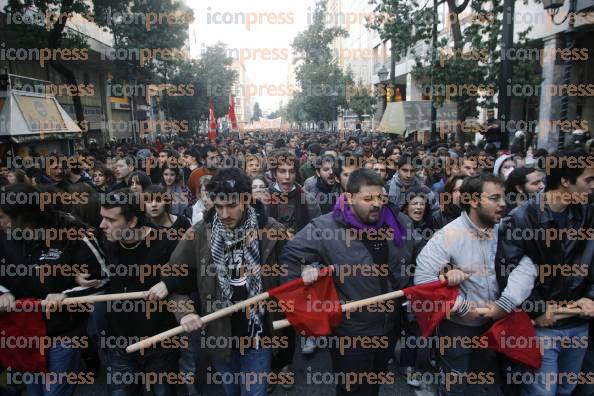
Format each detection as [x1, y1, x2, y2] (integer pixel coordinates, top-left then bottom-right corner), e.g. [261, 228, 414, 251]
[495, 194, 594, 326]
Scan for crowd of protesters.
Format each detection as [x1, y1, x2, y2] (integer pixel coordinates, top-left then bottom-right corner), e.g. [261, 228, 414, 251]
[0, 127, 592, 396]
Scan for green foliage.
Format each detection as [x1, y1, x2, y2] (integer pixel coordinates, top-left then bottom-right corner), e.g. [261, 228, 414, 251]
[289, 0, 353, 126]
[166, 44, 237, 132]
[94, 0, 192, 84]
[349, 81, 376, 121]
[369, 0, 543, 122]
[367, 0, 433, 62]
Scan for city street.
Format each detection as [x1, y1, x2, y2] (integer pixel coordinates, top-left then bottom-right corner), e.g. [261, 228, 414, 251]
[73, 336, 425, 396]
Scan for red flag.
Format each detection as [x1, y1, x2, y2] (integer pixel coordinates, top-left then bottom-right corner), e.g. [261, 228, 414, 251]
[228, 94, 238, 130]
[268, 267, 341, 336]
[403, 279, 459, 337]
[0, 299, 47, 372]
[208, 99, 217, 142]
[481, 310, 542, 370]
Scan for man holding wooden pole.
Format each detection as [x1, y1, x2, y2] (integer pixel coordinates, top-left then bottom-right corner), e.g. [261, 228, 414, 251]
[487, 151, 594, 396]
[98, 189, 180, 396]
[0, 183, 106, 396]
[280, 168, 417, 396]
[414, 173, 507, 395]
[146, 168, 290, 396]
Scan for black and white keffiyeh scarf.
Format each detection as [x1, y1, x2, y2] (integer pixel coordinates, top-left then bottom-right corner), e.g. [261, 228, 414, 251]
[210, 205, 265, 340]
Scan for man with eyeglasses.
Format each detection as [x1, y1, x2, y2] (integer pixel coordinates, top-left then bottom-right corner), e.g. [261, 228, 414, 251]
[281, 168, 416, 396]
[414, 173, 506, 395]
[148, 168, 290, 396]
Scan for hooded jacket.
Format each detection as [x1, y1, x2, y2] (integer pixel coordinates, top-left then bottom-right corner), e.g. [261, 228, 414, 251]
[495, 193, 594, 326]
[388, 173, 440, 215]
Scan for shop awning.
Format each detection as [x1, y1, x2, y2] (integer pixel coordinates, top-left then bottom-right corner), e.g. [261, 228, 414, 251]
[378, 101, 457, 135]
[0, 90, 82, 143]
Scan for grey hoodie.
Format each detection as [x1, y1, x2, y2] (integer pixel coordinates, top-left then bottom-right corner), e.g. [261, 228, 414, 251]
[414, 211, 500, 327]
[388, 173, 440, 214]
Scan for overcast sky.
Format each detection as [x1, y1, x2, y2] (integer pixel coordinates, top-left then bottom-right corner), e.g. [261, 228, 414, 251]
[188, 0, 317, 113]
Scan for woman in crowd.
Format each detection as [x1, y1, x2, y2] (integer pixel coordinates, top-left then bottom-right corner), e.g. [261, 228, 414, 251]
[92, 162, 115, 193]
[432, 174, 466, 229]
[127, 170, 152, 194]
[493, 154, 515, 180]
[398, 185, 436, 389]
[6, 169, 30, 185]
[191, 175, 214, 225]
[144, 184, 192, 232]
[251, 174, 270, 205]
[161, 165, 193, 217]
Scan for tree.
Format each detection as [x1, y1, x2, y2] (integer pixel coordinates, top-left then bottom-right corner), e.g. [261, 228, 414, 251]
[290, 0, 353, 128]
[166, 44, 237, 132]
[349, 81, 376, 121]
[4, 0, 97, 126]
[369, 0, 542, 141]
[252, 102, 262, 122]
[94, 0, 192, 83]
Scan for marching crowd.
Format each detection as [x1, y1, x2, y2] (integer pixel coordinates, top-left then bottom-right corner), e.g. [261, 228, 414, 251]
[0, 127, 593, 396]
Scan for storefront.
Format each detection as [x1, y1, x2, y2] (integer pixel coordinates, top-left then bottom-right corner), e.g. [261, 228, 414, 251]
[0, 74, 82, 159]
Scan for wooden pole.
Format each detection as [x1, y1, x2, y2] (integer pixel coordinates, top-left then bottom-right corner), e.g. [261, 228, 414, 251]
[126, 292, 271, 354]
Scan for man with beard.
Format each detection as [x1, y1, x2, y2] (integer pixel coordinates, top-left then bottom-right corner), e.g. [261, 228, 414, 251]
[414, 173, 506, 395]
[151, 168, 289, 396]
[362, 138, 374, 159]
[303, 155, 341, 214]
[281, 168, 416, 396]
[504, 167, 545, 214]
[485, 151, 594, 396]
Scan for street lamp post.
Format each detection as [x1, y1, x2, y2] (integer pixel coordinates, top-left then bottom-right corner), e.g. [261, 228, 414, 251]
[377, 66, 389, 119]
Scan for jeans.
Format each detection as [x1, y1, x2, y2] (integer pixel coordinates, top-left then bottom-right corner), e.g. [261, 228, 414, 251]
[25, 342, 81, 396]
[90, 302, 108, 367]
[435, 320, 499, 396]
[178, 332, 198, 395]
[521, 323, 589, 396]
[108, 348, 178, 396]
[329, 333, 396, 396]
[212, 347, 273, 396]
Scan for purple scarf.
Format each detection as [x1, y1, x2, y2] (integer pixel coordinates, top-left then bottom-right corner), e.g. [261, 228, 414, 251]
[333, 193, 405, 246]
